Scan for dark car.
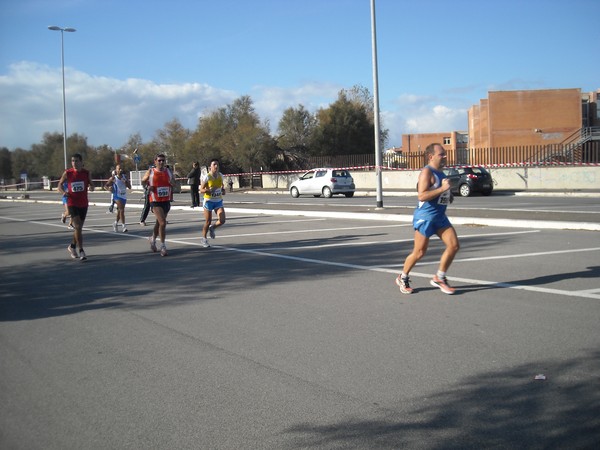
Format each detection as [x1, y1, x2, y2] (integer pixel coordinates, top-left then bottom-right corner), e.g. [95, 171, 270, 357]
[443, 166, 493, 197]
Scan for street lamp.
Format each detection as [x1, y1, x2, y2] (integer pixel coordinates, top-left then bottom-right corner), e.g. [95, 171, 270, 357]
[370, 0, 383, 208]
[48, 25, 76, 170]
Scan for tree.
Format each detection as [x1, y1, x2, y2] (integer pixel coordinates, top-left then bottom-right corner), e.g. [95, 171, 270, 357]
[311, 90, 375, 156]
[187, 108, 229, 169]
[11, 149, 33, 180]
[276, 105, 316, 154]
[152, 118, 190, 176]
[30, 133, 65, 177]
[221, 96, 277, 173]
[86, 144, 117, 180]
[190, 96, 277, 173]
[344, 84, 389, 148]
[0, 147, 12, 180]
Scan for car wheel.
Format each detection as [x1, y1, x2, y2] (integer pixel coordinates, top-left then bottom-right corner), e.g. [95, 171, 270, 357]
[459, 184, 471, 197]
[290, 187, 300, 198]
[322, 186, 333, 198]
[344, 192, 354, 198]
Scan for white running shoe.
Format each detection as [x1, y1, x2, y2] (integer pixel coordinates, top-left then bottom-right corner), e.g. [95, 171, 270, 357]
[79, 249, 87, 261]
[148, 236, 157, 252]
[209, 225, 216, 239]
[201, 237, 210, 248]
[113, 221, 118, 232]
[122, 224, 128, 232]
[430, 275, 456, 295]
[67, 245, 78, 259]
[395, 276, 414, 294]
[160, 245, 168, 257]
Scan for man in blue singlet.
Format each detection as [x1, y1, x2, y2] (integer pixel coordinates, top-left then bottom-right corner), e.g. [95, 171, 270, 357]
[396, 143, 460, 295]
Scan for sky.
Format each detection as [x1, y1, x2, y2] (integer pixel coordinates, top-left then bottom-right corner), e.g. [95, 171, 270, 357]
[1, 0, 599, 151]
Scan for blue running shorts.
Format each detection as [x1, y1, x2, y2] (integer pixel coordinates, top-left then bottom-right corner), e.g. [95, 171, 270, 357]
[414, 216, 452, 238]
[203, 199, 224, 211]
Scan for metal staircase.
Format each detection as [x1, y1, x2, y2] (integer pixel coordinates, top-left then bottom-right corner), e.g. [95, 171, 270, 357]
[561, 126, 600, 147]
[559, 127, 600, 163]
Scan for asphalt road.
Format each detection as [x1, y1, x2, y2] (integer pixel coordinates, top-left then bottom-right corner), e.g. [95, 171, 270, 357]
[1, 194, 599, 449]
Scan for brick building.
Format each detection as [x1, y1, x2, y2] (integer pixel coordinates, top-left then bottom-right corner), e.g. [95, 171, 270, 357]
[400, 131, 468, 153]
[468, 88, 583, 148]
[395, 88, 599, 166]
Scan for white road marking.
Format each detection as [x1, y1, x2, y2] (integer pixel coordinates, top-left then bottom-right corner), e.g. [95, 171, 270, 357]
[2, 208, 598, 300]
[411, 246, 600, 266]
[194, 245, 600, 300]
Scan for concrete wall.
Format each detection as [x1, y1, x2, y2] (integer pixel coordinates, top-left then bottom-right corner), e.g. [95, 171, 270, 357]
[259, 166, 600, 191]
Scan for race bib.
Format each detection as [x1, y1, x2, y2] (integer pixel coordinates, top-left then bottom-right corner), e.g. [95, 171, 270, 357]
[211, 188, 222, 198]
[438, 191, 450, 205]
[71, 181, 85, 192]
[156, 186, 170, 198]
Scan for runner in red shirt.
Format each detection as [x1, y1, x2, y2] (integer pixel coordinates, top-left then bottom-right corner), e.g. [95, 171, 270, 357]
[57, 153, 94, 261]
[141, 153, 176, 256]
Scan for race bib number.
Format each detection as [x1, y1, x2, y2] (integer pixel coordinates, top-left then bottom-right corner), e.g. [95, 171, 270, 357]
[211, 188, 222, 198]
[117, 187, 126, 196]
[157, 186, 170, 198]
[438, 191, 450, 205]
[71, 181, 85, 193]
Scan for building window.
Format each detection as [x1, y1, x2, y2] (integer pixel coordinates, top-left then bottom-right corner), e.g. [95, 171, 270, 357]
[443, 137, 451, 145]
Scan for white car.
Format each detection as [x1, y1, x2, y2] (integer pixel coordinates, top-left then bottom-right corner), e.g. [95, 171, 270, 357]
[289, 168, 355, 198]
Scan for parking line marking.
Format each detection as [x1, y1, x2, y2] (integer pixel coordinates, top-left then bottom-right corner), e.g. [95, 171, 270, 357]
[411, 246, 600, 266]
[190, 223, 411, 240]
[205, 245, 600, 300]
[576, 288, 600, 294]
[2, 210, 597, 300]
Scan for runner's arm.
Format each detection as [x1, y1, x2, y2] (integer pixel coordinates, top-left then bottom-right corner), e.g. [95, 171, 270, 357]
[57, 172, 67, 195]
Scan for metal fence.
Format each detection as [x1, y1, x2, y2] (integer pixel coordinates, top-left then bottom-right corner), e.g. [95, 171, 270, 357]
[306, 141, 600, 170]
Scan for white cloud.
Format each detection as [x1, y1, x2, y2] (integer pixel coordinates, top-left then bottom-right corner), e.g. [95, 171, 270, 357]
[0, 62, 237, 149]
[0, 61, 471, 151]
[382, 93, 469, 147]
[251, 82, 341, 131]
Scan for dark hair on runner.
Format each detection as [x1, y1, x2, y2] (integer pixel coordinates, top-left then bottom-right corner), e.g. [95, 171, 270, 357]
[425, 143, 443, 157]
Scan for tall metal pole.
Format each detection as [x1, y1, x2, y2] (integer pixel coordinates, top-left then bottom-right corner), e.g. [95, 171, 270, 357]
[48, 26, 76, 170]
[370, 0, 384, 208]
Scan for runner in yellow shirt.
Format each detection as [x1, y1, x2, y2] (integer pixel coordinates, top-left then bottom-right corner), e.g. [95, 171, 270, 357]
[199, 159, 226, 248]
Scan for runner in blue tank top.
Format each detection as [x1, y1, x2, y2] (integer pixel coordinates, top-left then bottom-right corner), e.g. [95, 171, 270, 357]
[396, 143, 460, 295]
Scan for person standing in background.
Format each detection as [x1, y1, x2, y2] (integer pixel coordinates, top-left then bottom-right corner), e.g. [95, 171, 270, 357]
[187, 161, 201, 208]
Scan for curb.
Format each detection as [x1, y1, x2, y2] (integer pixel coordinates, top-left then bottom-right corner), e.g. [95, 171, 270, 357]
[2, 197, 599, 232]
[241, 190, 600, 198]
